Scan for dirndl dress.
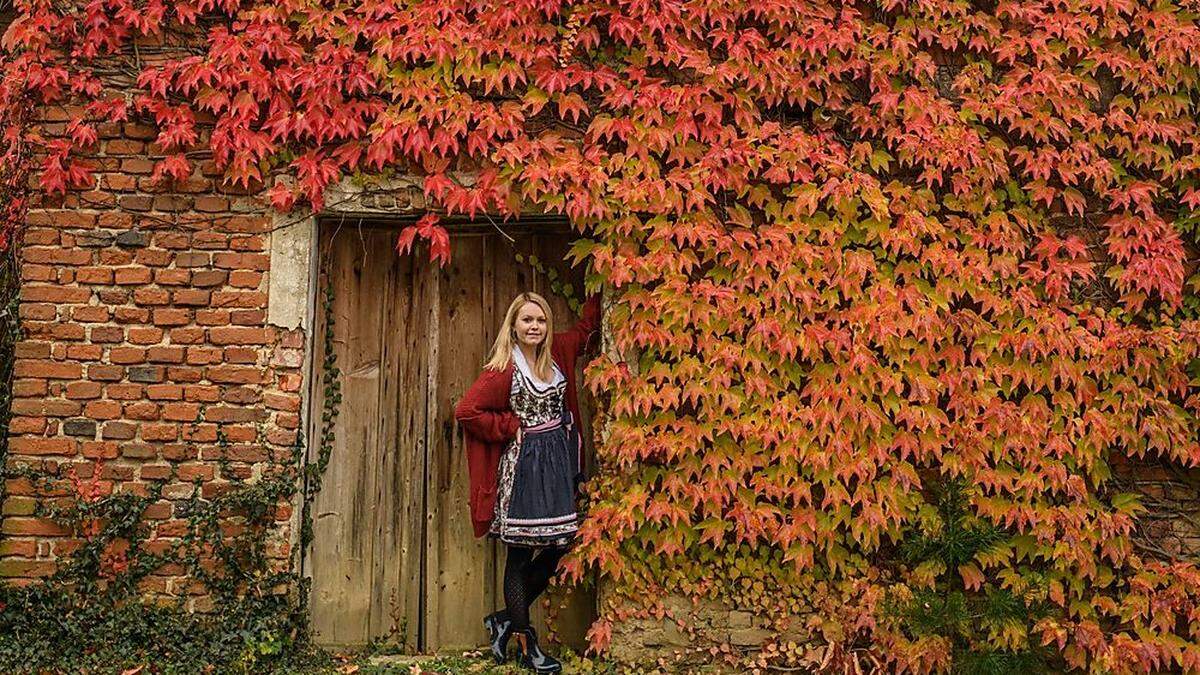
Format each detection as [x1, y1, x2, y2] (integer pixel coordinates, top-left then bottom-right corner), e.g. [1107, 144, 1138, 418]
[489, 347, 581, 548]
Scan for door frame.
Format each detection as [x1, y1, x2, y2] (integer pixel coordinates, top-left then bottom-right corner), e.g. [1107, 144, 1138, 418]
[267, 180, 600, 649]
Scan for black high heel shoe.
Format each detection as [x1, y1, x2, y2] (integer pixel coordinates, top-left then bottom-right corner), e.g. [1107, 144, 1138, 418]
[513, 626, 562, 673]
[483, 610, 513, 664]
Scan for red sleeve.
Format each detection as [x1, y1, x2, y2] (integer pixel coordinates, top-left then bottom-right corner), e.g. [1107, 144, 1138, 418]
[553, 294, 601, 361]
[455, 369, 519, 443]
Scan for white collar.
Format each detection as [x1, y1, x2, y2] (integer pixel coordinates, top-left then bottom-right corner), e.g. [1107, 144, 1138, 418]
[512, 346, 563, 392]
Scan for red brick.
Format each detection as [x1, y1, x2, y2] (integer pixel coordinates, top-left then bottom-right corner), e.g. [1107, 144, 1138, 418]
[142, 423, 179, 441]
[115, 267, 153, 285]
[166, 366, 203, 384]
[225, 444, 268, 458]
[103, 173, 138, 190]
[184, 424, 219, 442]
[192, 231, 228, 249]
[204, 406, 261, 423]
[155, 273, 192, 290]
[121, 158, 154, 174]
[8, 438, 74, 456]
[206, 365, 263, 384]
[172, 289, 211, 306]
[155, 233, 191, 249]
[76, 267, 114, 284]
[220, 386, 258, 404]
[196, 310, 230, 326]
[229, 234, 266, 251]
[161, 445, 197, 461]
[153, 196, 191, 212]
[9, 416, 47, 434]
[95, 289, 130, 305]
[89, 326, 124, 343]
[14, 360, 82, 379]
[22, 228, 60, 245]
[177, 464, 214, 482]
[148, 346, 186, 363]
[183, 384, 221, 402]
[106, 139, 144, 154]
[19, 304, 56, 321]
[21, 265, 56, 282]
[228, 271, 262, 288]
[264, 392, 300, 412]
[135, 249, 172, 267]
[168, 327, 205, 344]
[117, 195, 152, 211]
[49, 323, 86, 341]
[161, 402, 200, 421]
[146, 384, 183, 400]
[133, 287, 170, 305]
[87, 364, 124, 381]
[140, 464, 172, 480]
[174, 252, 211, 268]
[231, 309, 266, 325]
[223, 347, 259, 364]
[223, 425, 258, 443]
[21, 285, 91, 303]
[65, 381, 102, 399]
[109, 347, 146, 364]
[21, 248, 93, 266]
[44, 399, 83, 417]
[12, 380, 47, 398]
[210, 291, 267, 308]
[193, 196, 229, 212]
[153, 308, 190, 326]
[65, 344, 103, 361]
[0, 540, 37, 557]
[0, 560, 58, 578]
[156, 520, 189, 537]
[71, 306, 111, 322]
[100, 464, 135, 481]
[106, 383, 143, 400]
[114, 307, 150, 323]
[84, 400, 123, 419]
[191, 271, 229, 289]
[102, 421, 137, 440]
[143, 501, 173, 520]
[125, 402, 161, 420]
[81, 441, 120, 459]
[127, 327, 164, 345]
[213, 252, 268, 271]
[15, 342, 51, 359]
[122, 444, 157, 459]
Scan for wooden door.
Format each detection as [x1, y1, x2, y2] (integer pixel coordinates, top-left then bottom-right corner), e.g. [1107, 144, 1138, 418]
[307, 221, 596, 653]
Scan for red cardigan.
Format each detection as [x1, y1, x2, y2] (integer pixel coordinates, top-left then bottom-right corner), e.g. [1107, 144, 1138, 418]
[453, 295, 601, 537]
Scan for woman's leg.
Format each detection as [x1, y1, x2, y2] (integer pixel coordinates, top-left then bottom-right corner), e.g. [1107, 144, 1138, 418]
[525, 545, 568, 601]
[503, 545, 537, 630]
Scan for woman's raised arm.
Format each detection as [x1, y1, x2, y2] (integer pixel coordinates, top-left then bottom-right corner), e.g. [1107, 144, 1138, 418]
[554, 294, 601, 360]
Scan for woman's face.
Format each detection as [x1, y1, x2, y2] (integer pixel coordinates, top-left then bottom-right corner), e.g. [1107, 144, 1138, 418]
[514, 301, 548, 348]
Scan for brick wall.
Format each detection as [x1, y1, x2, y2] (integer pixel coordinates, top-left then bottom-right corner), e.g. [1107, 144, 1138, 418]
[0, 105, 304, 606]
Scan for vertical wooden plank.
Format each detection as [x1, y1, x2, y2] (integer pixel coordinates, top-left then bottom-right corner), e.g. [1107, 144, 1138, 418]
[369, 242, 428, 651]
[425, 236, 495, 651]
[308, 225, 389, 646]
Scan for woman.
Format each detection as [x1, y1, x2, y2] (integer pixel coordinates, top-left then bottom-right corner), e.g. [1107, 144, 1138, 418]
[454, 291, 600, 673]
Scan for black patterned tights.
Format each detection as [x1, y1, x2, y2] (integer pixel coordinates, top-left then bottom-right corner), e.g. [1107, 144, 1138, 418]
[503, 544, 568, 630]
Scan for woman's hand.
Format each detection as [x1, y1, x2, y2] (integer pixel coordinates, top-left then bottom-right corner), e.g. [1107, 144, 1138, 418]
[514, 426, 524, 446]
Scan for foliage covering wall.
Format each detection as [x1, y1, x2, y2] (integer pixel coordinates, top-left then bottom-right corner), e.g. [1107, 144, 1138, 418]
[3, 0, 1200, 671]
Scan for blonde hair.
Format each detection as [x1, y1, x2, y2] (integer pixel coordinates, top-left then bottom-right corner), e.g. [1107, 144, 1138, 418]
[485, 292, 555, 381]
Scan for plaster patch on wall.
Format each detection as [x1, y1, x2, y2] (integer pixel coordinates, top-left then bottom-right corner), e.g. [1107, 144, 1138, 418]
[267, 214, 317, 330]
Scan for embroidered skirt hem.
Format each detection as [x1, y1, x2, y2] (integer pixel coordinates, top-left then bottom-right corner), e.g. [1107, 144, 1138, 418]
[490, 424, 580, 548]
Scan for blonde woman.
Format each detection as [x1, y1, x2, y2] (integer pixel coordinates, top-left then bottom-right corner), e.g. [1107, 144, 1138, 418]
[454, 291, 600, 673]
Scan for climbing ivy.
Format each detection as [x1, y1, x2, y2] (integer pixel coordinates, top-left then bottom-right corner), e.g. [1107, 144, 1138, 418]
[2, 0, 1200, 672]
